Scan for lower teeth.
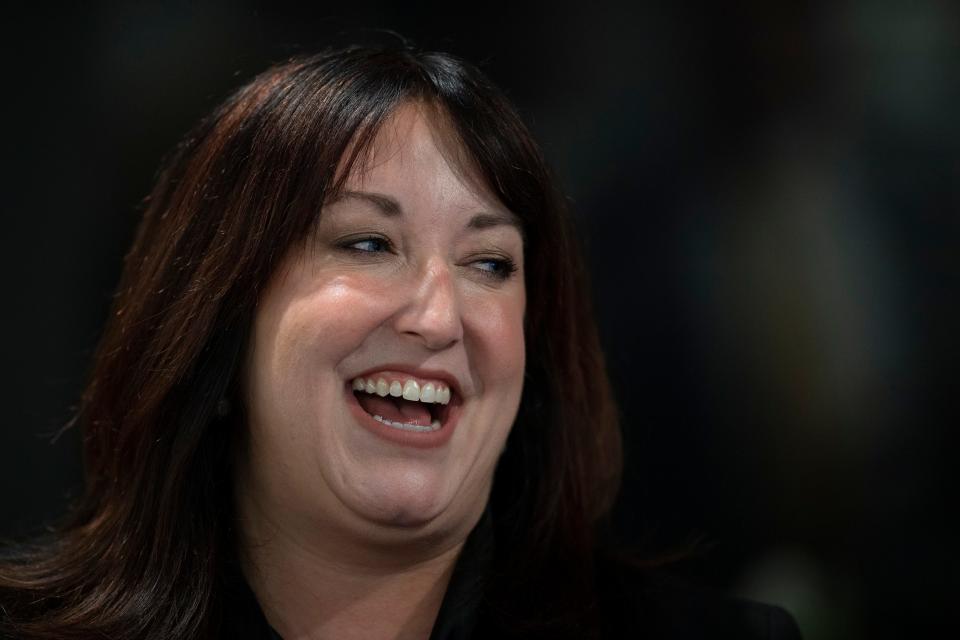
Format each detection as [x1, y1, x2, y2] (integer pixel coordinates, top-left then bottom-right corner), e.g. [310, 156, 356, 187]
[373, 415, 441, 432]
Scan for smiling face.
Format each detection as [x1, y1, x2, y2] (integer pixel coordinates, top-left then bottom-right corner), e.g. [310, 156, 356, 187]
[239, 102, 526, 550]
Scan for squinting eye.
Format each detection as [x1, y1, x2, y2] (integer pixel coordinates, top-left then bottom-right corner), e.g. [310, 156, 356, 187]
[472, 257, 518, 282]
[341, 236, 392, 253]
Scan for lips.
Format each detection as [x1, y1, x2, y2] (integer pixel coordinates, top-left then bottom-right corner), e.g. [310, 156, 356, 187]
[343, 368, 463, 448]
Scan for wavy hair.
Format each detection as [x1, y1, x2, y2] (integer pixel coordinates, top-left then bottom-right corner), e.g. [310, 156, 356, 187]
[0, 43, 621, 639]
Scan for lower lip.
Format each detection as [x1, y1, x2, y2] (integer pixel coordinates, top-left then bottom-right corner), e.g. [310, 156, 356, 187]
[344, 385, 460, 449]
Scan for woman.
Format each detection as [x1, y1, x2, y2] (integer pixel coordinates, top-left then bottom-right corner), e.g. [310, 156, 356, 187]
[0, 44, 801, 639]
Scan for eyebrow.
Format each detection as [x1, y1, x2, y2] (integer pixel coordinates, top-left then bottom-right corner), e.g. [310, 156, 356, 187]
[332, 190, 523, 235]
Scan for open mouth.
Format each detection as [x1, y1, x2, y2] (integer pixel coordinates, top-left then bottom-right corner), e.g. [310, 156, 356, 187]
[346, 373, 460, 444]
[353, 390, 452, 432]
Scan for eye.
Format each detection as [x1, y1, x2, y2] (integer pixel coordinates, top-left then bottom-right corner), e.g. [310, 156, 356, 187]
[338, 235, 393, 254]
[471, 256, 518, 282]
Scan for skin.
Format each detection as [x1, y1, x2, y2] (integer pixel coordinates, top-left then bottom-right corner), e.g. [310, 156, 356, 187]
[235, 102, 526, 639]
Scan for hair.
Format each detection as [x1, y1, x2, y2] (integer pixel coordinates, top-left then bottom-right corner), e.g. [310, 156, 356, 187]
[0, 43, 622, 639]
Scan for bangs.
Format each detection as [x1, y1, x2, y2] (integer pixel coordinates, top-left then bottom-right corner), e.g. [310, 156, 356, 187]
[322, 98, 510, 222]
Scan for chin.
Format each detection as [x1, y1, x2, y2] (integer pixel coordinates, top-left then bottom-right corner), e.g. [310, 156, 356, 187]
[367, 505, 440, 529]
[346, 469, 455, 530]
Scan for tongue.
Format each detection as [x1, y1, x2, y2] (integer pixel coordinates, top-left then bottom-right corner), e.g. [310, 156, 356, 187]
[356, 393, 433, 426]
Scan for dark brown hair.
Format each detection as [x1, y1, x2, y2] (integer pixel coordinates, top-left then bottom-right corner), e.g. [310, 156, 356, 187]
[0, 43, 621, 639]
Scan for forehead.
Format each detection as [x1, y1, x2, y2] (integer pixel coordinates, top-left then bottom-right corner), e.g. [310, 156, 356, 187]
[334, 102, 518, 226]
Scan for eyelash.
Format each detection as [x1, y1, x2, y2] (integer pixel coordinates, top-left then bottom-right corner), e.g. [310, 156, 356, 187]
[342, 236, 392, 254]
[338, 235, 518, 282]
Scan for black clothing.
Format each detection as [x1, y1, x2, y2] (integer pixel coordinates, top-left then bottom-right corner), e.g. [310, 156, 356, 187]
[227, 509, 802, 640]
[594, 559, 802, 639]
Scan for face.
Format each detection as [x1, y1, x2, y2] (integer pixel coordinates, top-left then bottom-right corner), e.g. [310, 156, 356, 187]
[240, 103, 526, 548]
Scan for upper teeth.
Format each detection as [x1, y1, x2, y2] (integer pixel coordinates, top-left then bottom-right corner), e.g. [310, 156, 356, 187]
[351, 377, 451, 405]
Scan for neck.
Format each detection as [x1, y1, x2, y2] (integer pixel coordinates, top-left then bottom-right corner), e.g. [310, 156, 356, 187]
[237, 496, 467, 640]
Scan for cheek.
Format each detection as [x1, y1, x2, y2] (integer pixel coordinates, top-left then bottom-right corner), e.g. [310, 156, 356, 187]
[249, 272, 399, 414]
[274, 274, 397, 362]
[464, 288, 526, 388]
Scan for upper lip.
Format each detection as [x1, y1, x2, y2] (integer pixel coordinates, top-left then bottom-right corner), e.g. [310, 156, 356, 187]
[350, 364, 465, 400]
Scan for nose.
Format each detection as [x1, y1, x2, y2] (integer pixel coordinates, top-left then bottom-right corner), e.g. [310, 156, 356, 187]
[393, 258, 463, 351]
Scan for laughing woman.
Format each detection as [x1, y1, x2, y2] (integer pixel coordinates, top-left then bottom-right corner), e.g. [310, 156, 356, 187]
[0, 45, 801, 639]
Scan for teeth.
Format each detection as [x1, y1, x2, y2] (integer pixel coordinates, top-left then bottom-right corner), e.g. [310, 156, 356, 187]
[420, 382, 436, 403]
[372, 414, 441, 432]
[402, 380, 420, 401]
[352, 376, 452, 405]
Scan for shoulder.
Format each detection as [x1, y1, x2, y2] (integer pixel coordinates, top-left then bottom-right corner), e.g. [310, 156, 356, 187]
[594, 553, 802, 640]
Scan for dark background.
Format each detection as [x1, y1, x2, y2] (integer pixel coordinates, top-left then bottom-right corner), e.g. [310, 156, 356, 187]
[1, 2, 956, 638]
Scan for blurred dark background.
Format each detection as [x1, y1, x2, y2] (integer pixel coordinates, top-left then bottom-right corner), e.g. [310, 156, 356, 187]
[1, 2, 956, 638]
